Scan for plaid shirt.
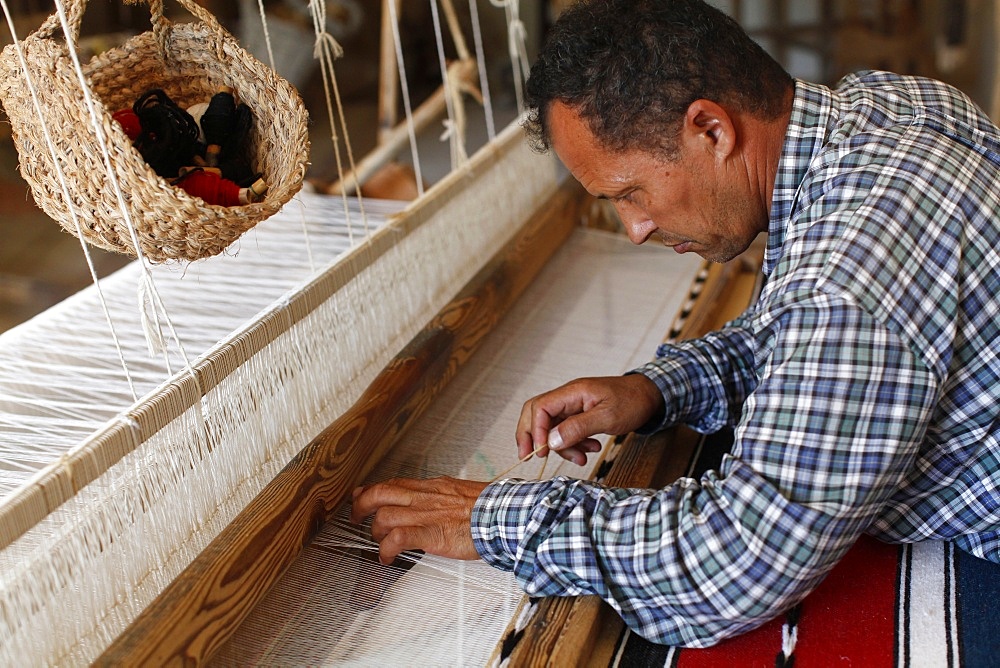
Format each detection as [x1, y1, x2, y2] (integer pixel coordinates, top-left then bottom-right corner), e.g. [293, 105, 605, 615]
[472, 72, 1000, 647]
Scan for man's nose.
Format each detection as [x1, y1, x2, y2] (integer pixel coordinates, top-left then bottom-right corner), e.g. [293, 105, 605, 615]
[617, 207, 657, 245]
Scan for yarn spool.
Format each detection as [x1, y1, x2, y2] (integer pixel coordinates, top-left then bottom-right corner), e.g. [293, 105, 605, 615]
[176, 169, 267, 206]
[112, 109, 141, 141]
[187, 101, 209, 142]
[0, 0, 310, 263]
[219, 103, 258, 186]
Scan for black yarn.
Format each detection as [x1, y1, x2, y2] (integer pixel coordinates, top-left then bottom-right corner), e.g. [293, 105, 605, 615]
[201, 90, 237, 149]
[218, 103, 258, 186]
[132, 89, 200, 179]
[198, 90, 258, 185]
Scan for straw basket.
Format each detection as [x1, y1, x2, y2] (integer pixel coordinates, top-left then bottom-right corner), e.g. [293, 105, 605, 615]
[0, 0, 310, 263]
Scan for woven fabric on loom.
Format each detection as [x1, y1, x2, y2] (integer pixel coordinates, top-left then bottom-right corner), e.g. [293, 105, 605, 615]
[209, 229, 705, 665]
[607, 431, 1000, 667]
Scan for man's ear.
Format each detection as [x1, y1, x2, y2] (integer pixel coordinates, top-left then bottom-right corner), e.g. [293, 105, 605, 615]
[682, 99, 736, 159]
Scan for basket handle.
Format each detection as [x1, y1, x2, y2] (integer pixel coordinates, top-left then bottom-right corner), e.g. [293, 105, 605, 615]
[33, 0, 228, 46]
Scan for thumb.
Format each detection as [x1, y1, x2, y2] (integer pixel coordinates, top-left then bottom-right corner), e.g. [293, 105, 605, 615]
[547, 412, 605, 452]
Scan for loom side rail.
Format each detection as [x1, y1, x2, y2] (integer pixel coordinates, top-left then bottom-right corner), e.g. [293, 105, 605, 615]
[97, 179, 589, 666]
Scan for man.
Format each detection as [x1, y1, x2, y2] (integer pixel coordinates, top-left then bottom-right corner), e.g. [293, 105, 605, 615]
[352, 0, 1000, 647]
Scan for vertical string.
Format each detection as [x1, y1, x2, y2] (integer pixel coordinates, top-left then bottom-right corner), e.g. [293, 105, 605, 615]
[309, 0, 371, 241]
[386, 0, 425, 196]
[251, 1, 320, 269]
[468, 0, 497, 142]
[429, 0, 467, 170]
[309, 0, 353, 244]
[491, 0, 530, 115]
[0, 0, 138, 401]
[254, 0, 277, 69]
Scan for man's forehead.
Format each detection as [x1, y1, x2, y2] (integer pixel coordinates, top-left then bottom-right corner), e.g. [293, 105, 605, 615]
[547, 101, 615, 167]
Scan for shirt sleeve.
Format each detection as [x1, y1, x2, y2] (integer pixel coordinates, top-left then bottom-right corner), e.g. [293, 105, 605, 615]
[630, 313, 758, 434]
[471, 288, 938, 647]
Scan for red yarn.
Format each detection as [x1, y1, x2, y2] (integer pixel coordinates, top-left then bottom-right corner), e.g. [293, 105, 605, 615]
[113, 109, 141, 140]
[175, 169, 242, 206]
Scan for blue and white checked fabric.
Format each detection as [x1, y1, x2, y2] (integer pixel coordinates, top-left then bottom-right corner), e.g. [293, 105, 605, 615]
[472, 71, 1000, 647]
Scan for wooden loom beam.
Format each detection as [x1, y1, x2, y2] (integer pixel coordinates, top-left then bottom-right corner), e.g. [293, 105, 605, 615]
[97, 178, 589, 666]
[377, 0, 402, 144]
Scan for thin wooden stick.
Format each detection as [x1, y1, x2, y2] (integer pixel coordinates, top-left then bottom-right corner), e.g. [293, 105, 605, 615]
[439, 0, 471, 61]
[377, 0, 401, 144]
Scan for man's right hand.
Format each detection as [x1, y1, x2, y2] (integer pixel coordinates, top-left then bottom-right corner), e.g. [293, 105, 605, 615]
[515, 374, 665, 465]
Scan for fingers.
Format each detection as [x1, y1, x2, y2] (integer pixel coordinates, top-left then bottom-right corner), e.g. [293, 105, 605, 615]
[351, 477, 486, 563]
[515, 375, 666, 464]
[350, 476, 426, 523]
[552, 438, 602, 466]
[367, 507, 460, 563]
[515, 382, 586, 458]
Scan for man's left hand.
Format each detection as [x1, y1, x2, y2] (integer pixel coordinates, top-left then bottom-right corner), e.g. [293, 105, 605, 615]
[351, 476, 488, 564]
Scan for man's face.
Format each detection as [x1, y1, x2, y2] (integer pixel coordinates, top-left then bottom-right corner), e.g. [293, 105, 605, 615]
[547, 101, 765, 263]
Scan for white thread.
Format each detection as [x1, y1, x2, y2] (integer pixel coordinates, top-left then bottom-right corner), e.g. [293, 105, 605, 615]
[0, 0, 138, 401]
[294, 195, 317, 273]
[429, 0, 468, 170]
[254, 0, 277, 69]
[310, 0, 370, 237]
[386, 0, 425, 196]
[310, 0, 357, 243]
[468, 0, 497, 142]
[490, 0, 530, 114]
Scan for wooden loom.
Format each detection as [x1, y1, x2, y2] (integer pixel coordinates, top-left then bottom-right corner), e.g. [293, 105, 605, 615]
[85, 185, 761, 665]
[0, 2, 765, 665]
[83, 196, 761, 666]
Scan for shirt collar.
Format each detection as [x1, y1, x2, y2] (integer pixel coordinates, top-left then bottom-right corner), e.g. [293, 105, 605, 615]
[764, 79, 837, 276]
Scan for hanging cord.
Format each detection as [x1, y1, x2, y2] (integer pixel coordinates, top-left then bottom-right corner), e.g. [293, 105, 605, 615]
[467, 0, 496, 142]
[385, 0, 425, 196]
[0, 0, 139, 401]
[437, 0, 487, 111]
[490, 0, 530, 115]
[254, 0, 277, 69]
[253, 0, 316, 272]
[428, 0, 467, 170]
[52, 0, 195, 376]
[309, 0, 370, 242]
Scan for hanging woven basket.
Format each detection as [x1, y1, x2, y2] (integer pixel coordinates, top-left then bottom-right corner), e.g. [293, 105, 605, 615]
[0, 0, 310, 263]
